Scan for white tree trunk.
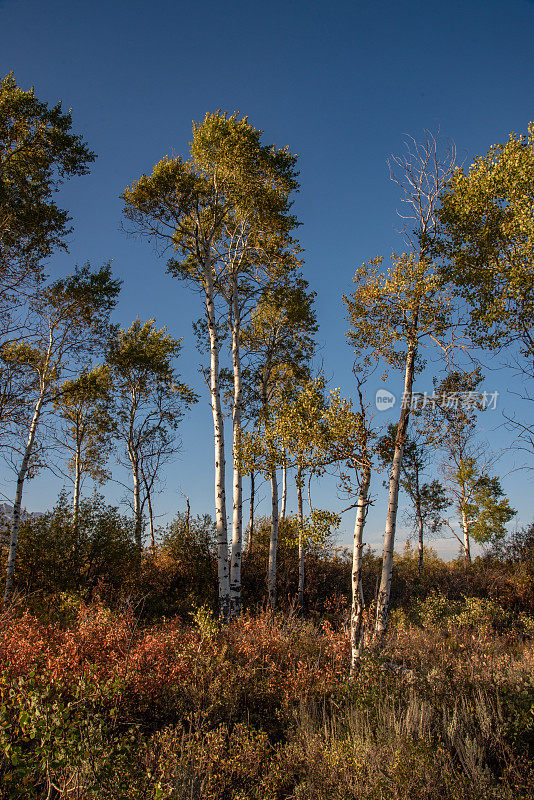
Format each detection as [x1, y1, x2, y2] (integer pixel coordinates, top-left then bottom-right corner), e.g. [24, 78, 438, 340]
[230, 282, 243, 618]
[268, 467, 279, 610]
[350, 463, 371, 675]
[72, 449, 81, 536]
[280, 462, 287, 520]
[132, 459, 143, 552]
[296, 469, 304, 609]
[141, 468, 156, 555]
[375, 341, 417, 636]
[4, 392, 44, 604]
[461, 504, 471, 564]
[204, 252, 230, 620]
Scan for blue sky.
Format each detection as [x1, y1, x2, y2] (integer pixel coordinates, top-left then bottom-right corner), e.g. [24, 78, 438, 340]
[1, 0, 533, 556]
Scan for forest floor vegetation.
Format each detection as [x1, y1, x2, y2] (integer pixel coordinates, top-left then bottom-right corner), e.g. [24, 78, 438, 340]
[0, 590, 533, 799]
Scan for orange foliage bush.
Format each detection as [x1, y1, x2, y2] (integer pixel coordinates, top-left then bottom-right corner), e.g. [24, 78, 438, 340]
[0, 603, 350, 724]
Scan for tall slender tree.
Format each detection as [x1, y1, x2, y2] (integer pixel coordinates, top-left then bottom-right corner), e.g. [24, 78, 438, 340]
[238, 279, 317, 609]
[122, 112, 299, 619]
[53, 365, 113, 534]
[0, 73, 95, 448]
[341, 378, 374, 675]
[218, 239, 301, 618]
[424, 369, 515, 561]
[344, 133, 456, 636]
[107, 319, 197, 555]
[3, 264, 120, 603]
[345, 253, 453, 634]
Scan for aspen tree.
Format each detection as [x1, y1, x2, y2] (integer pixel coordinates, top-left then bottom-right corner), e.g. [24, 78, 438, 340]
[438, 124, 534, 460]
[344, 253, 453, 634]
[424, 370, 515, 561]
[332, 375, 375, 673]
[107, 320, 197, 556]
[0, 74, 95, 449]
[349, 451, 371, 672]
[272, 377, 358, 608]
[239, 280, 316, 609]
[3, 265, 120, 604]
[123, 113, 299, 619]
[220, 246, 300, 618]
[53, 366, 113, 534]
[344, 133, 456, 636]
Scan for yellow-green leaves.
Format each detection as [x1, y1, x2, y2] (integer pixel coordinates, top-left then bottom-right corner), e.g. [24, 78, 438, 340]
[122, 111, 300, 283]
[0, 71, 95, 262]
[107, 319, 183, 393]
[344, 253, 453, 371]
[439, 123, 534, 357]
[238, 376, 361, 480]
[280, 508, 341, 549]
[454, 458, 516, 545]
[54, 366, 113, 485]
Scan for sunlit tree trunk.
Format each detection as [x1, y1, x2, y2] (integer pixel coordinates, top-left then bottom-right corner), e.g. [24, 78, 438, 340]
[4, 392, 45, 604]
[461, 501, 471, 564]
[230, 279, 243, 618]
[147, 496, 155, 554]
[350, 462, 371, 675]
[296, 467, 305, 609]
[131, 458, 143, 552]
[205, 251, 230, 621]
[72, 449, 81, 535]
[268, 466, 279, 610]
[375, 339, 417, 636]
[145, 476, 156, 556]
[280, 461, 287, 520]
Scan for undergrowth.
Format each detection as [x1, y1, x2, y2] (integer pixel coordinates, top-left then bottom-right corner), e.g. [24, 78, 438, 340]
[0, 598, 533, 799]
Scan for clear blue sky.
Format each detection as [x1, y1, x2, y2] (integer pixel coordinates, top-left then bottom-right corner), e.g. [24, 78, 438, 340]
[1, 0, 533, 556]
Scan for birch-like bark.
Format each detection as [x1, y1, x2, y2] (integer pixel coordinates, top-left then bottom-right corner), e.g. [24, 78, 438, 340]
[140, 468, 156, 555]
[229, 278, 243, 618]
[350, 463, 371, 675]
[280, 462, 287, 520]
[296, 468, 304, 609]
[204, 251, 230, 620]
[268, 466, 279, 610]
[132, 459, 142, 553]
[4, 392, 45, 604]
[72, 449, 81, 536]
[461, 504, 471, 564]
[375, 340, 417, 635]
